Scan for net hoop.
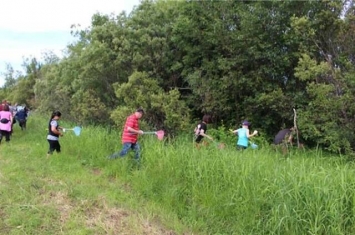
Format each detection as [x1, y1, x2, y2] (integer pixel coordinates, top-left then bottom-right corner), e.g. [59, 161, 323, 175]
[156, 130, 164, 140]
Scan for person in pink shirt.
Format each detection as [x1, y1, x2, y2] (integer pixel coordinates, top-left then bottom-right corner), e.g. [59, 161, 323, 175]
[0, 100, 7, 112]
[108, 108, 144, 162]
[0, 104, 13, 144]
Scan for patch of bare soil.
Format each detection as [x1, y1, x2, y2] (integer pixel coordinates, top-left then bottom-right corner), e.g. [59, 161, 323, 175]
[43, 191, 73, 224]
[39, 175, 184, 235]
[41, 188, 179, 234]
[84, 197, 177, 235]
[92, 168, 101, 175]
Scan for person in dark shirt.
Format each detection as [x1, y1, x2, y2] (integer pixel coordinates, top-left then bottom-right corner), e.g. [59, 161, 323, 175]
[47, 111, 64, 157]
[194, 114, 214, 148]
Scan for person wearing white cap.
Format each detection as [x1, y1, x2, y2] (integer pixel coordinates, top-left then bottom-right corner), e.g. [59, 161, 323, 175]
[231, 120, 258, 150]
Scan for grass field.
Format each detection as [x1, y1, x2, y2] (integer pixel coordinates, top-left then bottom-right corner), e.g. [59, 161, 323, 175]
[1, 114, 355, 234]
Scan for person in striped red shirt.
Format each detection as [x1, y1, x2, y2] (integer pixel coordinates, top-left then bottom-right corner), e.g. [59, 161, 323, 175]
[108, 108, 145, 161]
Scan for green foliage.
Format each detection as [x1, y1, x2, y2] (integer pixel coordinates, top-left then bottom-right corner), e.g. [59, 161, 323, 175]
[150, 89, 190, 136]
[295, 54, 355, 153]
[33, 65, 72, 115]
[254, 88, 295, 135]
[110, 106, 135, 131]
[111, 71, 190, 135]
[70, 89, 109, 125]
[1, 59, 39, 107]
[3, 0, 355, 154]
[113, 71, 160, 109]
[206, 123, 235, 146]
[294, 54, 329, 82]
[1, 64, 17, 89]
[8, 77, 34, 106]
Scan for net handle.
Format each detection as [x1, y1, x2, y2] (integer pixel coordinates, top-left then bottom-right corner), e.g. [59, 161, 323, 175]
[143, 130, 164, 140]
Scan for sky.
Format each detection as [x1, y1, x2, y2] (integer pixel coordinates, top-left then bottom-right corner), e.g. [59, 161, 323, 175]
[0, 0, 141, 87]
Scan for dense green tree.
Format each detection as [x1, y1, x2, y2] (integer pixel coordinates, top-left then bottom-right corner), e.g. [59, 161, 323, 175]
[290, 0, 355, 153]
[2, 0, 355, 152]
[111, 71, 190, 136]
[1, 64, 17, 89]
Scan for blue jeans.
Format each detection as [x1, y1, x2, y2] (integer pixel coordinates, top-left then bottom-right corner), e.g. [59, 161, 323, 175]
[109, 142, 140, 160]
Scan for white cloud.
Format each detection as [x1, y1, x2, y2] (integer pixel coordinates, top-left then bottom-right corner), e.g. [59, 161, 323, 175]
[0, 0, 140, 86]
[0, 0, 139, 32]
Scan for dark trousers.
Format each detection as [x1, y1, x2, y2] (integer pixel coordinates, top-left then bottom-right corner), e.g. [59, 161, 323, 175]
[19, 119, 26, 130]
[47, 140, 61, 154]
[0, 130, 11, 143]
[237, 145, 247, 150]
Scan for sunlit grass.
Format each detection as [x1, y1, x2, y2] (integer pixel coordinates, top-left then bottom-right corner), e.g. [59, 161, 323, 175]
[1, 114, 355, 234]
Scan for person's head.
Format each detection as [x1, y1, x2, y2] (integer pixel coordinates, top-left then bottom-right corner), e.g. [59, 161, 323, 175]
[242, 120, 251, 128]
[51, 111, 62, 120]
[202, 114, 212, 124]
[3, 104, 9, 111]
[135, 108, 144, 119]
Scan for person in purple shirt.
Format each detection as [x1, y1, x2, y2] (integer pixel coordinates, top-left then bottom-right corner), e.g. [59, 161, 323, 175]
[273, 127, 295, 145]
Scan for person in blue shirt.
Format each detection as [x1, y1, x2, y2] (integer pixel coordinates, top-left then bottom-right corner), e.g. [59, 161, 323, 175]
[231, 120, 258, 150]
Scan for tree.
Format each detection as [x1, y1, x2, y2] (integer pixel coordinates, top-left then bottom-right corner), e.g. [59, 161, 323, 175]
[111, 71, 190, 136]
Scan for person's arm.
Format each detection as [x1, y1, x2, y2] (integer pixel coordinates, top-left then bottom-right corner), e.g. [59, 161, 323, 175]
[247, 129, 258, 138]
[125, 116, 144, 134]
[127, 126, 143, 134]
[287, 133, 293, 144]
[51, 125, 63, 136]
[199, 129, 213, 140]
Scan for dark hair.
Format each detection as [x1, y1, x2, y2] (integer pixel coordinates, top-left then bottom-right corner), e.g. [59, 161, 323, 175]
[202, 114, 212, 123]
[50, 111, 61, 119]
[3, 104, 9, 111]
[136, 108, 145, 114]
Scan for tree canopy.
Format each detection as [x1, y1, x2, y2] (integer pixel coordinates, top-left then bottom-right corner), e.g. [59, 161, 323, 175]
[2, 0, 355, 153]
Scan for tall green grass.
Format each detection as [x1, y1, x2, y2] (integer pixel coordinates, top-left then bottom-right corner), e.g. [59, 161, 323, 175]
[2, 114, 355, 234]
[136, 140, 355, 235]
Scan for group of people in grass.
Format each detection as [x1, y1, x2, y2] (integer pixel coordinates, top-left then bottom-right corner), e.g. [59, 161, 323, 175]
[0, 100, 29, 144]
[47, 108, 296, 160]
[47, 108, 146, 160]
[193, 114, 296, 150]
[194, 115, 259, 150]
